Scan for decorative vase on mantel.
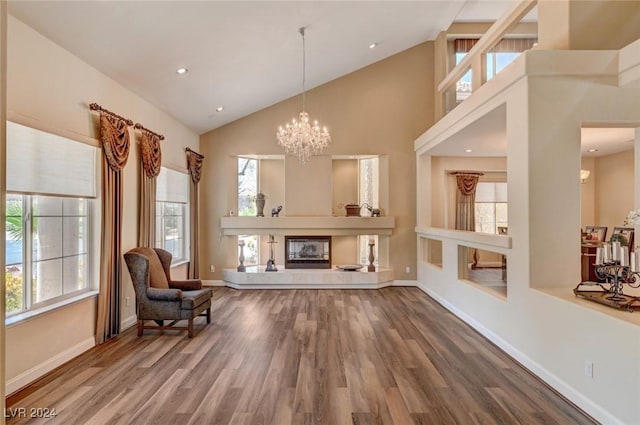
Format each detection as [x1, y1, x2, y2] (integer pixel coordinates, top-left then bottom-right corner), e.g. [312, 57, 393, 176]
[255, 193, 266, 217]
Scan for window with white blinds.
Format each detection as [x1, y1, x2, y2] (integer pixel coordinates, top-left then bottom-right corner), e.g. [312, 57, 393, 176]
[156, 167, 189, 263]
[6, 121, 97, 198]
[5, 122, 97, 319]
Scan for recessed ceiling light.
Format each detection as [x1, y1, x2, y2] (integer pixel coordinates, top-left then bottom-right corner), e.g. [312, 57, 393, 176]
[216, 106, 224, 112]
[588, 148, 598, 153]
[465, 149, 473, 153]
[369, 43, 378, 49]
[176, 67, 188, 75]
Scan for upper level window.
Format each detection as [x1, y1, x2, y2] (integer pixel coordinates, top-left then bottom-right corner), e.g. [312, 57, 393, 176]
[475, 182, 508, 234]
[156, 167, 190, 263]
[5, 122, 98, 317]
[455, 38, 537, 103]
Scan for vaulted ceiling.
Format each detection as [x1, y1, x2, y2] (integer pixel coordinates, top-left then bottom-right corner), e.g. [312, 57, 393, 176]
[8, 1, 527, 134]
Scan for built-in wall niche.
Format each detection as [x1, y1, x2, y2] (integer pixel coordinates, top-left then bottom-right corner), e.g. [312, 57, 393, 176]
[580, 126, 636, 231]
[458, 245, 507, 298]
[332, 155, 386, 217]
[421, 237, 442, 268]
[236, 155, 285, 218]
[442, 167, 507, 231]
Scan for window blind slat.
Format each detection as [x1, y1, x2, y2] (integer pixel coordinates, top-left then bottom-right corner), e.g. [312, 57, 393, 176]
[7, 121, 97, 198]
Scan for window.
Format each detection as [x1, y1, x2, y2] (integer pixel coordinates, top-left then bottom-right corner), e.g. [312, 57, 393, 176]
[475, 182, 508, 234]
[5, 121, 97, 317]
[238, 157, 258, 217]
[6, 195, 91, 315]
[358, 157, 379, 265]
[455, 38, 537, 103]
[156, 167, 189, 263]
[358, 157, 379, 211]
[238, 157, 259, 265]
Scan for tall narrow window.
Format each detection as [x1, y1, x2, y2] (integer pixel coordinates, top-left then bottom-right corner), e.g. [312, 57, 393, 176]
[358, 157, 379, 211]
[238, 157, 259, 265]
[475, 182, 508, 234]
[156, 167, 189, 263]
[238, 157, 258, 217]
[358, 157, 379, 265]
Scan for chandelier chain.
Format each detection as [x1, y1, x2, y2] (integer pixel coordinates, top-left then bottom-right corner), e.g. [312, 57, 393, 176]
[276, 26, 331, 163]
[300, 27, 306, 113]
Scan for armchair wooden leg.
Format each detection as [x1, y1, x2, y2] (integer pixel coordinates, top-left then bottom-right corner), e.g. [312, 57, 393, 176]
[206, 307, 211, 324]
[188, 319, 194, 338]
[137, 320, 143, 336]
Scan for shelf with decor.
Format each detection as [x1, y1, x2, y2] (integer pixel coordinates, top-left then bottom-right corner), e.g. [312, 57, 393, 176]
[220, 216, 395, 236]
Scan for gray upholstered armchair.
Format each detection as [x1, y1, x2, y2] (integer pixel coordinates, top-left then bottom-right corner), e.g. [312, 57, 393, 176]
[124, 247, 212, 337]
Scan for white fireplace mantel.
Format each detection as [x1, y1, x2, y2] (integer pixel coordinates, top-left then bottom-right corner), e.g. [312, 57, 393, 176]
[220, 216, 395, 236]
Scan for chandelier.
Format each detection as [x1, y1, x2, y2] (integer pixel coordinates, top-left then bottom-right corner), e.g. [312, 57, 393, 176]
[276, 27, 331, 163]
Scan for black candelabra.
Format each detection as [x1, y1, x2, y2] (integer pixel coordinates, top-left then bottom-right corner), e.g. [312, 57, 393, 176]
[575, 261, 640, 311]
[594, 261, 640, 301]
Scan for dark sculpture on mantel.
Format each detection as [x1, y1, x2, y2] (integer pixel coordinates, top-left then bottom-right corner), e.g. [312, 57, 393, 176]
[271, 205, 282, 217]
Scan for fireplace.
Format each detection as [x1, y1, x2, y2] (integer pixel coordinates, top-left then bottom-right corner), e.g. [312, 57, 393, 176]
[285, 236, 331, 269]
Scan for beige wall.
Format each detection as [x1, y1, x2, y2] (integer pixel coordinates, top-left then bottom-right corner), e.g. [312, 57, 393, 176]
[332, 159, 358, 215]
[569, 0, 640, 50]
[538, 0, 640, 50]
[285, 155, 332, 216]
[200, 42, 434, 280]
[5, 16, 199, 388]
[595, 149, 634, 232]
[580, 156, 596, 227]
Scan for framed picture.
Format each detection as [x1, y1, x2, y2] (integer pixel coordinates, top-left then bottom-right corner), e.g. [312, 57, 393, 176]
[497, 226, 508, 235]
[610, 227, 634, 248]
[584, 225, 607, 242]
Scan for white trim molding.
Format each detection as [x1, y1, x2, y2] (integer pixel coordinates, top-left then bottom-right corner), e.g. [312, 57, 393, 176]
[6, 337, 95, 396]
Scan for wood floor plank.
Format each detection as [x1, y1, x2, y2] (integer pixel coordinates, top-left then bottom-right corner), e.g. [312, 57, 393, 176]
[6, 287, 596, 425]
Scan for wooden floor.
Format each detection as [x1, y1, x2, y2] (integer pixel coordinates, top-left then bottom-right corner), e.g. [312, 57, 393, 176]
[7, 287, 596, 425]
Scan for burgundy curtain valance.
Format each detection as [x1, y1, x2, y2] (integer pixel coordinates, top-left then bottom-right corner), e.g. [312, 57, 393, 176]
[139, 131, 162, 178]
[186, 147, 205, 184]
[451, 171, 484, 196]
[90, 103, 133, 172]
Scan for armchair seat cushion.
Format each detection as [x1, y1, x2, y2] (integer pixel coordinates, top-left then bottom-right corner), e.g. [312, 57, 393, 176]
[147, 287, 182, 302]
[181, 289, 213, 310]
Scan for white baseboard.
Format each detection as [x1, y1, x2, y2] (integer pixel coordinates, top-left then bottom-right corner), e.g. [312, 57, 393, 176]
[202, 279, 226, 287]
[416, 282, 621, 425]
[392, 279, 417, 287]
[6, 337, 95, 396]
[121, 315, 137, 331]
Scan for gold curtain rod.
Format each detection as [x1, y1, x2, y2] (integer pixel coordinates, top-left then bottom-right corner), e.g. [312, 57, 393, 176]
[89, 103, 134, 126]
[185, 147, 205, 159]
[134, 123, 165, 140]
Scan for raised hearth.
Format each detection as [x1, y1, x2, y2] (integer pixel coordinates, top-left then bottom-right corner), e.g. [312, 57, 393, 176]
[221, 266, 394, 289]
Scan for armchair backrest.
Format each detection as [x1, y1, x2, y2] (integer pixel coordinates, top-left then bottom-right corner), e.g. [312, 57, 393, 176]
[127, 247, 170, 288]
[124, 248, 179, 305]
